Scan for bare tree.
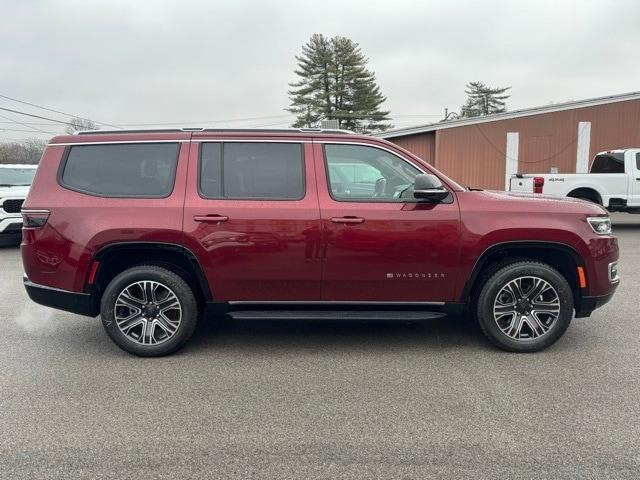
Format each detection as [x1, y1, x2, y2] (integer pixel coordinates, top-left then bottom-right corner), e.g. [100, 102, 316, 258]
[65, 116, 100, 134]
[0, 138, 48, 164]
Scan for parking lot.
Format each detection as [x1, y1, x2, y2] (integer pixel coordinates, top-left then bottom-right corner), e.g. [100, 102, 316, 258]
[0, 214, 637, 479]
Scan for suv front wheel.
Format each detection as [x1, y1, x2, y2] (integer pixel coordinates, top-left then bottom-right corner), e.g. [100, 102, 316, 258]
[476, 261, 574, 352]
[100, 265, 198, 356]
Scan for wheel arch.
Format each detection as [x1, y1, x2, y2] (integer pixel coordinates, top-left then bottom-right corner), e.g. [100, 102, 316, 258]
[87, 242, 212, 315]
[567, 187, 603, 205]
[462, 241, 586, 311]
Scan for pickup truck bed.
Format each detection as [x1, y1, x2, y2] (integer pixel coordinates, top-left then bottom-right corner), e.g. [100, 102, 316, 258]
[509, 149, 640, 212]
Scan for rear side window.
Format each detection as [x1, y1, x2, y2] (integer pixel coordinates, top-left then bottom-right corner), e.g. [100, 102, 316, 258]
[60, 143, 180, 197]
[199, 142, 304, 200]
[590, 152, 625, 174]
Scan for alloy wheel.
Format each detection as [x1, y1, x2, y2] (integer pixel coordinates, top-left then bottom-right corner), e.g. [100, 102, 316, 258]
[114, 280, 182, 345]
[493, 276, 561, 341]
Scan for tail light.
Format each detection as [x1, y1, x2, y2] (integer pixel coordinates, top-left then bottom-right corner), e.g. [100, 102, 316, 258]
[21, 209, 50, 228]
[533, 177, 544, 194]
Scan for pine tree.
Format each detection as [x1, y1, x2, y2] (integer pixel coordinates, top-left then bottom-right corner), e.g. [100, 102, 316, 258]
[288, 34, 392, 134]
[460, 81, 511, 117]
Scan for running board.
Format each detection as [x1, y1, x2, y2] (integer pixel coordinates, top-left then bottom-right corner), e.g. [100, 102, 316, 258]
[227, 310, 446, 321]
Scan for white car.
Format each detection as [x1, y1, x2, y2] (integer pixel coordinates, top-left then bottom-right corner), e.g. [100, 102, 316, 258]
[0, 164, 37, 243]
[509, 149, 640, 213]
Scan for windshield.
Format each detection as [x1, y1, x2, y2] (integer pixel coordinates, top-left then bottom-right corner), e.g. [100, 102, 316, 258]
[0, 167, 37, 186]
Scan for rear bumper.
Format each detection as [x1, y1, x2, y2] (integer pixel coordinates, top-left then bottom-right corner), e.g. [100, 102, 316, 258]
[23, 275, 96, 317]
[575, 291, 616, 318]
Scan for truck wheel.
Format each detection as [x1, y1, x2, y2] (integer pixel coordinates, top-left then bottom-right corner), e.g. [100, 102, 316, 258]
[475, 261, 574, 352]
[100, 265, 198, 357]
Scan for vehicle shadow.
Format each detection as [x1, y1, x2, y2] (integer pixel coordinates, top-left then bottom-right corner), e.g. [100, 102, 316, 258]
[0, 237, 21, 248]
[183, 314, 488, 354]
[612, 223, 640, 230]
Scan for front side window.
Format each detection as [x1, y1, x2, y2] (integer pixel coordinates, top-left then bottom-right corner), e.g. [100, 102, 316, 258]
[199, 142, 304, 200]
[324, 144, 421, 201]
[591, 152, 625, 174]
[60, 143, 180, 197]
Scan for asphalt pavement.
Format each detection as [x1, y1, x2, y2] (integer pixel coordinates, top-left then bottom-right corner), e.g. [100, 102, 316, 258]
[1, 214, 639, 479]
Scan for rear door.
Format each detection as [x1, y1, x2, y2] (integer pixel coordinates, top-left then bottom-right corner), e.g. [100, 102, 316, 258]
[589, 152, 629, 206]
[315, 140, 461, 303]
[629, 150, 640, 207]
[183, 135, 322, 301]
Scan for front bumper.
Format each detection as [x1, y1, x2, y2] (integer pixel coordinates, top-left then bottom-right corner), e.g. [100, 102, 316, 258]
[23, 275, 96, 317]
[0, 216, 22, 233]
[575, 291, 616, 318]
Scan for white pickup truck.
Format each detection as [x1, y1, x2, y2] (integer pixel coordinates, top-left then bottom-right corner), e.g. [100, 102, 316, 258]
[509, 149, 640, 213]
[0, 164, 37, 244]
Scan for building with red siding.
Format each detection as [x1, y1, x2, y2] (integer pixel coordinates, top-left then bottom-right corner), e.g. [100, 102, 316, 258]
[378, 91, 640, 190]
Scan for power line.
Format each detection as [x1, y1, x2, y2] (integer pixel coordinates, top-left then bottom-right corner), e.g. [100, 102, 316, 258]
[0, 93, 121, 129]
[117, 114, 294, 127]
[474, 123, 586, 164]
[0, 112, 50, 134]
[0, 106, 77, 127]
[0, 121, 63, 125]
[0, 127, 59, 134]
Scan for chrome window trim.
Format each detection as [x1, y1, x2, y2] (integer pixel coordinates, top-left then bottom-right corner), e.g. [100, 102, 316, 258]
[49, 140, 191, 146]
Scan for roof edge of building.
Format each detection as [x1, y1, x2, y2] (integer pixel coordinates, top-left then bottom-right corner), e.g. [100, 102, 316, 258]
[378, 90, 640, 139]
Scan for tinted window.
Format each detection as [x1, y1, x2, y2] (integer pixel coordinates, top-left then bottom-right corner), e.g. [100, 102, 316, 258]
[636, 153, 640, 170]
[591, 153, 625, 174]
[200, 143, 304, 200]
[324, 144, 421, 201]
[61, 143, 179, 197]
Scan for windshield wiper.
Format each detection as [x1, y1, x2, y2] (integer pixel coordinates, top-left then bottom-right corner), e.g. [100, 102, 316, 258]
[466, 186, 484, 191]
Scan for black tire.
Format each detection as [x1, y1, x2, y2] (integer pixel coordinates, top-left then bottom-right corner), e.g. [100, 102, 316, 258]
[100, 265, 198, 357]
[475, 261, 574, 352]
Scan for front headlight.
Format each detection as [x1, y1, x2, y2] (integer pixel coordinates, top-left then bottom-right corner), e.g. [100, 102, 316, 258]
[587, 216, 612, 235]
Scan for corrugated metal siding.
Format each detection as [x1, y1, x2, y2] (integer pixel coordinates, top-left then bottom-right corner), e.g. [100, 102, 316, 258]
[403, 99, 640, 190]
[389, 132, 436, 165]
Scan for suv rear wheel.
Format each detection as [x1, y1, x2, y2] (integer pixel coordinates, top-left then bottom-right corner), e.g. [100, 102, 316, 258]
[476, 261, 574, 352]
[100, 265, 198, 356]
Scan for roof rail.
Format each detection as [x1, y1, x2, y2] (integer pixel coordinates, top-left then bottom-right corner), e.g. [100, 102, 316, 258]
[75, 127, 356, 135]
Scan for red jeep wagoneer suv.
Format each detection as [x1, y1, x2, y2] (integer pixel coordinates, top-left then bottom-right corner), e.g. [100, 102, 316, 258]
[21, 129, 619, 356]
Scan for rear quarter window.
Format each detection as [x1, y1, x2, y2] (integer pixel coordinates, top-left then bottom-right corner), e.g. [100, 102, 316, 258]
[590, 153, 625, 174]
[60, 143, 180, 197]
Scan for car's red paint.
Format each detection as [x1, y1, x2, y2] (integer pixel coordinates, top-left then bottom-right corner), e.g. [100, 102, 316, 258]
[21, 130, 618, 312]
[182, 137, 322, 301]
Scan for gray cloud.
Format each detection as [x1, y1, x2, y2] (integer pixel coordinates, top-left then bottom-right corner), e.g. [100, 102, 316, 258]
[1, 0, 639, 140]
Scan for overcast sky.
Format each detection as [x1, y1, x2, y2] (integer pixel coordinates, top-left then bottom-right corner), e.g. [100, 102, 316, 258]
[1, 0, 639, 141]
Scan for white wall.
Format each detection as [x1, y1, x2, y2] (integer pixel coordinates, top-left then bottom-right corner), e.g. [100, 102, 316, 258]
[505, 132, 519, 190]
[576, 121, 592, 173]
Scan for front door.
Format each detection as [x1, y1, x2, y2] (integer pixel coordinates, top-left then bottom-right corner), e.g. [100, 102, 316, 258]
[183, 137, 322, 302]
[316, 142, 461, 303]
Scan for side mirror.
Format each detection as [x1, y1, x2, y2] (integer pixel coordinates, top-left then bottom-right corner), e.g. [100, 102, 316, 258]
[413, 174, 449, 202]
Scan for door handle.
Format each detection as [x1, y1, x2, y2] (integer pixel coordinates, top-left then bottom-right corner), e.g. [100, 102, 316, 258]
[193, 214, 229, 223]
[331, 216, 365, 224]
